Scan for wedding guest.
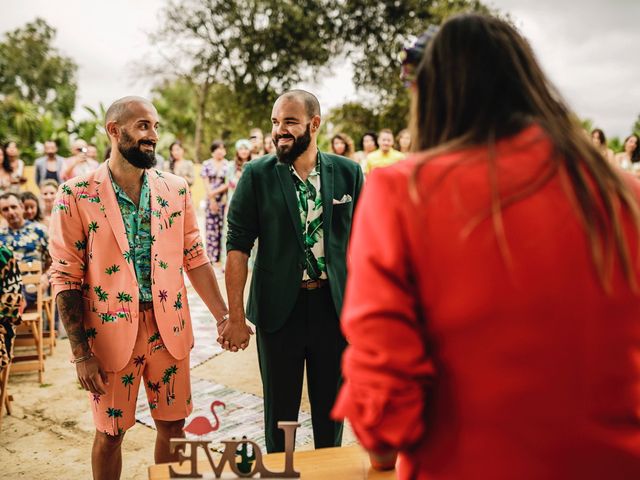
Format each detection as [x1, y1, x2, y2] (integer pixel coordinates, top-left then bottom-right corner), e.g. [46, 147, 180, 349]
[249, 128, 265, 159]
[353, 131, 378, 173]
[614, 134, 640, 171]
[227, 139, 252, 202]
[34, 139, 65, 185]
[21, 191, 43, 224]
[331, 133, 356, 160]
[166, 140, 195, 187]
[38, 179, 58, 228]
[365, 129, 405, 174]
[396, 128, 412, 154]
[1, 141, 26, 192]
[264, 133, 276, 154]
[201, 140, 230, 264]
[590, 128, 615, 164]
[61, 139, 99, 181]
[0, 245, 23, 379]
[334, 14, 640, 479]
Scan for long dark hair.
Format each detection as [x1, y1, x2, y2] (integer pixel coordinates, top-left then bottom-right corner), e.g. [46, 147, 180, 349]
[168, 140, 182, 172]
[623, 134, 640, 164]
[21, 191, 43, 221]
[410, 13, 640, 291]
[2, 142, 14, 173]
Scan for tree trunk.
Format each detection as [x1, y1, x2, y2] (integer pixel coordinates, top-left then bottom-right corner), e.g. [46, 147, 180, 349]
[193, 79, 211, 163]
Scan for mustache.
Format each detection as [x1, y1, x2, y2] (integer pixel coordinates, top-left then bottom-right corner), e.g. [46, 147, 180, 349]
[139, 139, 156, 146]
[275, 134, 295, 142]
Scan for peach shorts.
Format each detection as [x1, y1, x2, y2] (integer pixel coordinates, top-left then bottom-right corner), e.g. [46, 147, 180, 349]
[88, 308, 192, 436]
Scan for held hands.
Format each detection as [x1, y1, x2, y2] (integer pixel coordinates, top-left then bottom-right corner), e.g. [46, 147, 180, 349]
[76, 356, 109, 395]
[216, 313, 254, 352]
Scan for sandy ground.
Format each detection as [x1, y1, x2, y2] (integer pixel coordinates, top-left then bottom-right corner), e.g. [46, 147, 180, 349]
[0, 271, 356, 479]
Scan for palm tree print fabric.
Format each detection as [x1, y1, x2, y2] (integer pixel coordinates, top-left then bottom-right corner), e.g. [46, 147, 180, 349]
[109, 170, 153, 302]
[48, 163, 210, 373]
[289, 162, 327, 281]
[91, 309, 192, 436]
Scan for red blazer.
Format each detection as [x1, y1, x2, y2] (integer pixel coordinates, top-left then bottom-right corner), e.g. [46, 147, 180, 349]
[333, 125, 640, 479]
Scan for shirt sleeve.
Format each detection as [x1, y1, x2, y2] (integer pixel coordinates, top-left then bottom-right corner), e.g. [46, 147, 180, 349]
[226, 163, 259, 255]
[331, 167, 436, 454]
[48, 183, 85, 299]
[182, 178, 210, 271]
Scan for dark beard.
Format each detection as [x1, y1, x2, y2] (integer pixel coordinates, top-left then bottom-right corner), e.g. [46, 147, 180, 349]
[118, 129, 156, 169]
[275, 123, 311, 165]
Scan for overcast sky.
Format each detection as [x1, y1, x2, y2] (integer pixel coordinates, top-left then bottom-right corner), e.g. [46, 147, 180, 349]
[1, 0, 638, 138]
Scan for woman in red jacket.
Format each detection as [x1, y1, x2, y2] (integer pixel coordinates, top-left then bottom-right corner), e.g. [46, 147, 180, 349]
[333, 13, 640, 480]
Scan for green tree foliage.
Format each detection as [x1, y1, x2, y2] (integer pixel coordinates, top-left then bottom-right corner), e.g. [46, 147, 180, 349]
[149, 0, 342, 160]
[0, 18, 78, 162]
[633, 114, 640, 136]
[328, 0, 490, 142]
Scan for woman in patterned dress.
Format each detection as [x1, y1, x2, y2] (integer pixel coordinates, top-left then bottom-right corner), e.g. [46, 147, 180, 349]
[0, 246, 24, 376]
[200, 140, 229, 264]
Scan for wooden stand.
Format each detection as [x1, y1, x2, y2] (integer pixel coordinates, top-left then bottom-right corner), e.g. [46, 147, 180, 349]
[149, 445, 396, 479]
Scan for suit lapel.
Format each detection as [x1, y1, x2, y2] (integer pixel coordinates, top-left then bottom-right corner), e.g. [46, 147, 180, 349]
[320, 152, 334, 253]
[276, 162, 305, 252]
[93, 163, 135, 279]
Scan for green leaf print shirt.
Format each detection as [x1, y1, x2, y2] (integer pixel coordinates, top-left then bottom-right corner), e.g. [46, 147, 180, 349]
[109, 170, 153, 302]
[289, 159, 327, 281]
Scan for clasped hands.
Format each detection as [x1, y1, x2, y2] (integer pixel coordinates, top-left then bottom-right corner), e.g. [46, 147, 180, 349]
[216, 313, 253, 352]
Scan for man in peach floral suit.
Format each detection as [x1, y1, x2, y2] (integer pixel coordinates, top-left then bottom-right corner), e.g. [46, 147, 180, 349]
[49, 96, 230, 480]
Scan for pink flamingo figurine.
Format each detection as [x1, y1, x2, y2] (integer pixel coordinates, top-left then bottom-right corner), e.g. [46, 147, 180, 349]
[183, 400, 226, 436]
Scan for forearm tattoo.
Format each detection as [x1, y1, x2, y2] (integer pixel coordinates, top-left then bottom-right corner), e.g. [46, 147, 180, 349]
[56, 290, 89, 358]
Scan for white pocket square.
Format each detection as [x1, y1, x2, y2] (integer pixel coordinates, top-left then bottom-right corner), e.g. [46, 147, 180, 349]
[332, 194, 352, 205]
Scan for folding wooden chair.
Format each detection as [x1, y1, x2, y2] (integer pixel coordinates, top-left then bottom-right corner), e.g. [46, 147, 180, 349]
[0, 349, 13, 432]
[11, 261, 45, 383]
[42, 292, 56, 354]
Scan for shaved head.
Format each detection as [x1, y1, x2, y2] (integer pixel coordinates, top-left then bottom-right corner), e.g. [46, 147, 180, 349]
[276, 90, 321, 119]
[105, 96, 155, 126]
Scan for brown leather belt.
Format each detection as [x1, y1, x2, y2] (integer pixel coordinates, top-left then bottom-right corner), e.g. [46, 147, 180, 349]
[139, 301, 154, 311]
[301, 279, 328, 290]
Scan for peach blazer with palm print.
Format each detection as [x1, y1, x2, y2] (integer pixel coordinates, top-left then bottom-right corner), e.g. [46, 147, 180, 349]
[49, 163, 209, 372]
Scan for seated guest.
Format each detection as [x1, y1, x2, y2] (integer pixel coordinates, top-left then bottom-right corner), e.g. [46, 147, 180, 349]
[365, 128, 405, 174]
[34, 139, 65, 185]
[0, 245, 23, 378]
[334, 14, 640, 479]
[61, 139, 99, 181]
[21, 191, 44, 224]
[38, 179, 59, 228]
[0, 192, 50, 306]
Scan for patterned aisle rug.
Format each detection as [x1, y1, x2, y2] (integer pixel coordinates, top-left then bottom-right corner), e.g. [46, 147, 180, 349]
[188, 285, 225, 368]
[135, 377, 314, 450]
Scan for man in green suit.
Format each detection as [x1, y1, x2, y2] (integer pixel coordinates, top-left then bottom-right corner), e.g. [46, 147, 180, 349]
[221, 90, 364, 452]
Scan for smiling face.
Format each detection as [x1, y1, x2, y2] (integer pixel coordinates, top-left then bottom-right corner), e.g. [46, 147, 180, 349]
[332, 137, 346, 155]
[40, 185, 57, 209]
[109, 101, 159, 169]
[271, 97, 318, 165]
[0, 194, 26, 230]
[625, 135, 638, 154]
[378, 132, 394, 153]
[22, 198, 39, 220]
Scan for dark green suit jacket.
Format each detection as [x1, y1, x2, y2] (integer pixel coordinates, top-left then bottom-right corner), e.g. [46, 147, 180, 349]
[226, 151, 364, 332]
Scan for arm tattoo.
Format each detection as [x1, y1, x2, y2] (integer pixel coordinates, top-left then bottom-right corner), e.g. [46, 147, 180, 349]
[56, 290, 89, 358]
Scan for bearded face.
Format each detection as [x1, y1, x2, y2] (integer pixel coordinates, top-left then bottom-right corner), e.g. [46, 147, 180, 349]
[275, 123, 312, 165]
[117, 128, 157, 169]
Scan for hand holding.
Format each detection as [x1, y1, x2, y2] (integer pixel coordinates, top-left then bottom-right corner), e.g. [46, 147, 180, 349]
[217, 314, 253, 352]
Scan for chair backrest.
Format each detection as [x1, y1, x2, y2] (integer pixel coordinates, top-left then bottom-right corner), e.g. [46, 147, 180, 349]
[18, 261, 43, 314]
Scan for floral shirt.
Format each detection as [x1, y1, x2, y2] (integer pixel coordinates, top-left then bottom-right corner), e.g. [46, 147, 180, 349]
[109, 171, 153, 302]
[289, 159, 327, 281]
[0, 220, 49, 264]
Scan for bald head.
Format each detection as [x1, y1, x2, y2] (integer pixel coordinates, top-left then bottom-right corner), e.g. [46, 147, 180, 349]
[276, 90, 321, 119]
[105, 96, 155, 126]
